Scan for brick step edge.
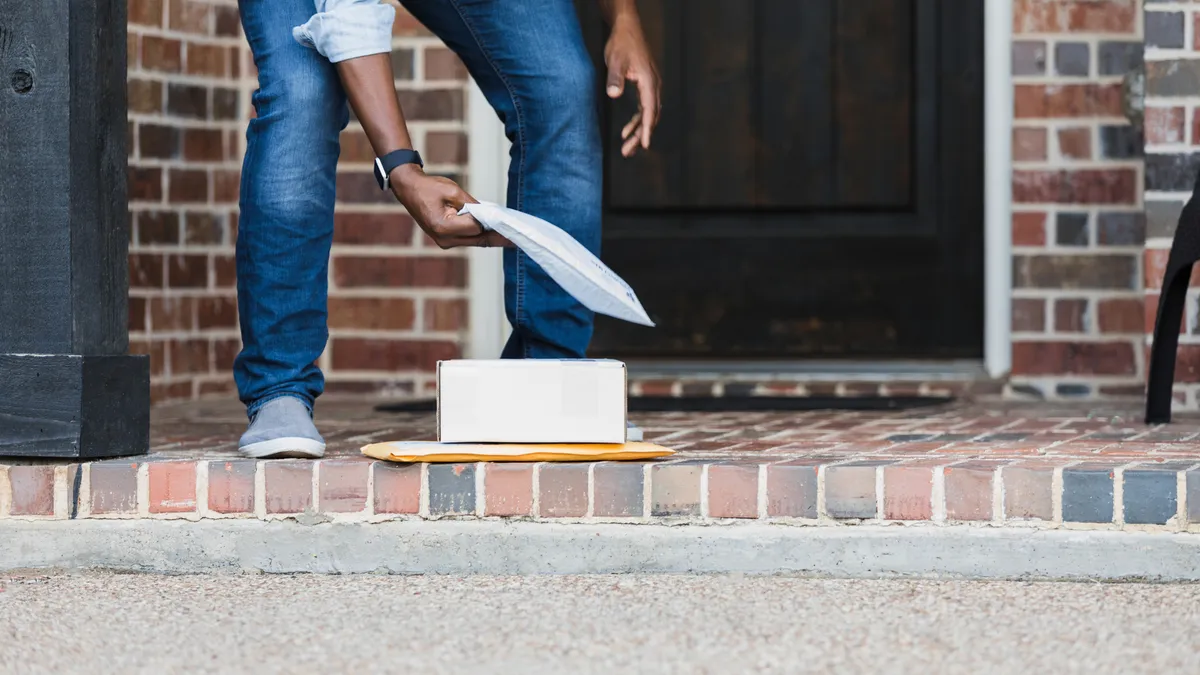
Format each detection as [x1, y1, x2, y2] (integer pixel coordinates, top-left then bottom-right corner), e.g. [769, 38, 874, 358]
[1, 459, 1197, 529]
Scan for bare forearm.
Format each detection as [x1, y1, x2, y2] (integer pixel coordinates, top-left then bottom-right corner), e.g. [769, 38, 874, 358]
[335, 53, 413, 156]
[330, 52, 505, 248]
[598, 0, 638, 25]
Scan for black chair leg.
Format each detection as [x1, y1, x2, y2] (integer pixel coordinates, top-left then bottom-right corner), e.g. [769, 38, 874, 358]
[1146, 172, 1200, 424]
[1146, 264, 1192, 423]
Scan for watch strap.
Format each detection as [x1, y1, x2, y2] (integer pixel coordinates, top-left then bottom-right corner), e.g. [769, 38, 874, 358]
[374, 149, 424, 190]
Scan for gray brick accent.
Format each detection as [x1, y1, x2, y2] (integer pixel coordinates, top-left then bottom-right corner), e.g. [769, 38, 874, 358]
[1145, 11, 1185, 49]
[1123, 469, 1179, 525]
[1055, 42, 1091, 77]
[428, 463, 476, 516]
[1062, 465, 1116, 523]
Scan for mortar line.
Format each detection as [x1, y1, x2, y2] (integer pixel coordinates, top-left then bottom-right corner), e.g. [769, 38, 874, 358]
[312, 461, 322, 514]
[254, 461, 267, 519]
[1177, 467, 1191, 530]
[1052, 466, 1065, 525]
[816, 463, 827, 519]
[475, 462, 485, 518]
[196, 460, 211, 519]
[993, 465, 1006, 523]
[1113, 464, 1128, 526]
[419, 463, 430, 518]
[931, 464, 947, 524]
[53, 466, 69, 520]
[757, 464, 768, 519]
[875, 466, 885, 521]
[78, 465, 92, 519]
[365, 461, 377, 518]
[0, 466, 10, 519]
[137, 462, 151, 518]
[700, 464, 710, 519]
[586, 463, 595, 519]
[531, 463, 542, 519]
[642, 463, 651, 519]
[411, 43, 425, 86]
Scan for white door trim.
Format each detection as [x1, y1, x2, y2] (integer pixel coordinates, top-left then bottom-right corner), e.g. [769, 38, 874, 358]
[983, 0, 1013, 379]
[465, 7, 1014, 375]
[465, 80, 510, 359]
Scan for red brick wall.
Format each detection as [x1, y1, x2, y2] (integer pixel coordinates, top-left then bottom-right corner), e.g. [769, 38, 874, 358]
[128, 1, 1153, 405]
[324, 13, 470, 398]
[1009, 0, 1146, 399]
[127, 2, 471, 404]
[127, 0, 246, 402]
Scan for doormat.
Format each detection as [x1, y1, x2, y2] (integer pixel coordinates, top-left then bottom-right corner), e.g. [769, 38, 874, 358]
[376, 395, 952, 414]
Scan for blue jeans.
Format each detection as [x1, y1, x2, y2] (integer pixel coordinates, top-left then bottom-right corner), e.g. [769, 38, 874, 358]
[234, 0, 602, 414]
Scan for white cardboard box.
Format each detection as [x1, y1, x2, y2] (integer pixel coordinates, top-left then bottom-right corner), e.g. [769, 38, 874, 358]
[437, 359, 627, 444]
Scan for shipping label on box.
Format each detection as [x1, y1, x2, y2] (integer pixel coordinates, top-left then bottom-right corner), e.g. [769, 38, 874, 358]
[437, 359, 627, 444]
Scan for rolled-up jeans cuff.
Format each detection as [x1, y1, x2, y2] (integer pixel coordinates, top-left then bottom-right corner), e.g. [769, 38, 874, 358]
[246, 392, 314, 420]
[292, 0, 396, 64]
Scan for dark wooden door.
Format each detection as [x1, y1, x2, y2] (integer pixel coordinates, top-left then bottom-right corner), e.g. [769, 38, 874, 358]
[577, 0, 984, 360]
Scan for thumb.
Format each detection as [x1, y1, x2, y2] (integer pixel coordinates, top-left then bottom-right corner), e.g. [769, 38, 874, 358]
[606, 56, 627, 98]
[440, 211, 487, 238]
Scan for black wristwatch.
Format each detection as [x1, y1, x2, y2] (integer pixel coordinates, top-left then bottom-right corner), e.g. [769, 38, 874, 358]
[373, 149, 424, 191]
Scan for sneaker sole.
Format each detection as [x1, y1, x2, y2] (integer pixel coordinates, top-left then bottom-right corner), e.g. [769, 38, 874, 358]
[239, 437, 326, 459]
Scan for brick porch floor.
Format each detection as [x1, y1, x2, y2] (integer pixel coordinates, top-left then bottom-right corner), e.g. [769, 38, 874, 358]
[4, 398, 1200, 530]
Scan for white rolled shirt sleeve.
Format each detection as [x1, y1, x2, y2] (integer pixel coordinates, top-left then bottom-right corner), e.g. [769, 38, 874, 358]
[292, 0, 396, 63]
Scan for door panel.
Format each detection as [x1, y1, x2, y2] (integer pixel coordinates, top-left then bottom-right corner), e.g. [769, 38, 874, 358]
[577, 0, 985, 360]
[832, 0, 913, 207]
[759, 1, 835, 208]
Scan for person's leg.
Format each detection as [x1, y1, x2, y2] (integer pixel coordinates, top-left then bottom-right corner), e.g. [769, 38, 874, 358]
[399, 0, 602, 359]
[235, 0, 348, 410]
[235, 0, 349, 455]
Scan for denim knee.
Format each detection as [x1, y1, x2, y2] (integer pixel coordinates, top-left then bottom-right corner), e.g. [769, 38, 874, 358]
[253, 71, 348, 134]
[522, 52, 598, 144]
[514, 51, 601, 244]
[244, 69, 347, 216]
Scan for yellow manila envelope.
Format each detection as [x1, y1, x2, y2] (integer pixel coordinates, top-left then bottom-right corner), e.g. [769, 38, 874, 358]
[362, 441, 675, 463]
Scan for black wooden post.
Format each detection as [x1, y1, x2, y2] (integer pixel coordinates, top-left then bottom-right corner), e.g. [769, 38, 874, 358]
[0, 0, 149, 457]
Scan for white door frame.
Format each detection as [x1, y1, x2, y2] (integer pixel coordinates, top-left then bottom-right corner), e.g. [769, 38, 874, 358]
[465, 3, 1013, 376]
[465, 81, 511, 359]
[983, 0, 1013, 379]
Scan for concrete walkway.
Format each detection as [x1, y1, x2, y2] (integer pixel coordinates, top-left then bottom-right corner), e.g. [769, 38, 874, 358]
[2, 573, 1196, 674]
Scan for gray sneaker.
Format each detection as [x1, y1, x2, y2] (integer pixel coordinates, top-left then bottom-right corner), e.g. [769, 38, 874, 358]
[239, 397, 326, 459]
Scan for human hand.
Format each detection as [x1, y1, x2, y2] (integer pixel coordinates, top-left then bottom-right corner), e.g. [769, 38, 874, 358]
[390, 165, 511, 249]
[604, 13, 660, 157]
